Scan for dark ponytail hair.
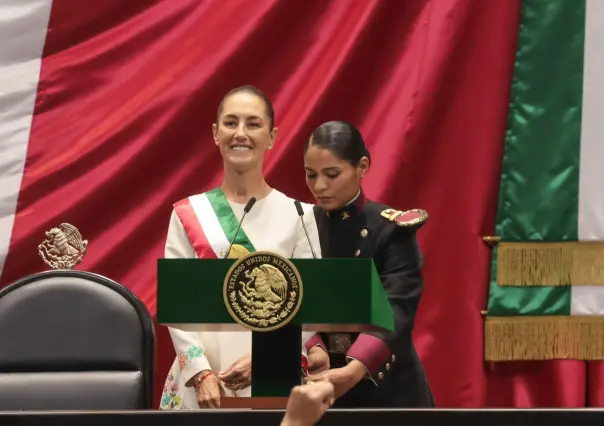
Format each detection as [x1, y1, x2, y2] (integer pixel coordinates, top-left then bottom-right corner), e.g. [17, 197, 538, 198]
[304, 121, 370, 166]
[216, 85, 275, 129]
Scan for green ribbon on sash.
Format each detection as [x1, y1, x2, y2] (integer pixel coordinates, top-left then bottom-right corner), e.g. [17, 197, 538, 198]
[206, 187, 256, 254]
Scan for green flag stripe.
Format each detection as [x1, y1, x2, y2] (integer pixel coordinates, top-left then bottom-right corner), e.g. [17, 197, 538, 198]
[205, 187, 256, 254]
[487, 0, 586, 316]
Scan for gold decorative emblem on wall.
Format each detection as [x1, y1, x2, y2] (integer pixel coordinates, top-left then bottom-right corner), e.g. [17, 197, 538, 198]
[38, 223, 87, 270]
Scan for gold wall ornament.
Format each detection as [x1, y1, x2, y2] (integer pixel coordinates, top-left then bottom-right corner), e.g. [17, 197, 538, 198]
[223, 251, 303, 332]
[38, 223, 88, 270]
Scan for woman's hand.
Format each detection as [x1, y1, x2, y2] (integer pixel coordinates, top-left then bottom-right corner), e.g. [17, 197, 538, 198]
[305, 360, 367, 399]
[307, 346, 330, 374]
[217, 353, 252, 391]
[194, 371, 225, 408]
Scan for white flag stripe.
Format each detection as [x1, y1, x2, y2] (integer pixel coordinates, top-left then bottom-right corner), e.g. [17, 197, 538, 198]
[572, 0, 604, 314]
[188, 193, 230, 258]
[0, 0, 53, 279]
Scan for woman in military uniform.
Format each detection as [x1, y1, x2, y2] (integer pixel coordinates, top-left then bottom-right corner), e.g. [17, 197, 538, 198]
[302, 120, 434, 408]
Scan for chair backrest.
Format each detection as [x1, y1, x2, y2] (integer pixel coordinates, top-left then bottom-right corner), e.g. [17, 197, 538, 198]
[0, 270, 155, 410]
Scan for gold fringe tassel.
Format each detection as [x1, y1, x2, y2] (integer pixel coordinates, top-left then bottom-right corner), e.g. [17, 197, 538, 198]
[484, 316, 604, 361]
[497, 241, 604, 286]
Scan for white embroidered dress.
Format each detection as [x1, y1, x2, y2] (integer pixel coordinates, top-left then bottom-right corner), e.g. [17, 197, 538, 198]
[159, 188, 321, 409]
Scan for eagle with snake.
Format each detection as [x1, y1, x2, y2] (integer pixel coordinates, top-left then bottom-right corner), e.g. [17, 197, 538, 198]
[38, 223, 88, 269]
[239, 264, 288, 305]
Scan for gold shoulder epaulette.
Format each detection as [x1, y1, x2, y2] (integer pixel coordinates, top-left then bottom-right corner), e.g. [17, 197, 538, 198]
[380, 208, 428, 229]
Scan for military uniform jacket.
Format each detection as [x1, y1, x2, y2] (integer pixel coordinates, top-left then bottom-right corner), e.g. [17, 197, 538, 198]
[305, 192, 434, 408]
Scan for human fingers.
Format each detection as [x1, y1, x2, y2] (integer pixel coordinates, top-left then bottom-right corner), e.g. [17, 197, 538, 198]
[203, 377, 223, 408]
[218, 361, 248, 382]
[307, 381, 334, 398]
[223, 379, 249, 391]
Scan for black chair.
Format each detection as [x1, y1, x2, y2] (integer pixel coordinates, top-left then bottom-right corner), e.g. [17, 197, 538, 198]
[0, 270, 155, 410]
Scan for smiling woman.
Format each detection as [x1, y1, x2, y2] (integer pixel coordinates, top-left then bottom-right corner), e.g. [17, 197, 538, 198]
[159, 86, 322, 410]
[213, 86, 277, 180]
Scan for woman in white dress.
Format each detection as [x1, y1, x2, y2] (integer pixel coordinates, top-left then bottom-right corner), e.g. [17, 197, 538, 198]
[159, 85, 321, 409]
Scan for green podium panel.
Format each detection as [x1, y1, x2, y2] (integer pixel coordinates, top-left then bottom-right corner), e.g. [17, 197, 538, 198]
[157, 257, 393, 397]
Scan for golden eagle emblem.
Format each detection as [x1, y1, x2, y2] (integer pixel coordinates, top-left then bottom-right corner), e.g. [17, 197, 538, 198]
[38, 223, 88, 270]
[223, 251, 303, 332]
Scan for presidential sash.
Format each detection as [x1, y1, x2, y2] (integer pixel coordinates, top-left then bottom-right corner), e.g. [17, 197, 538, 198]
[174, 188, 309, 373]
[173, 187, 256, 258]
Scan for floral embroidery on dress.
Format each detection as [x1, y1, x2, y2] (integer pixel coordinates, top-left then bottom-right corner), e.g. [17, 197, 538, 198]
[187, 346, 204, 358]
[178, 345, 205, 371]
[159, 369, 183, 409]
[178, 353, 188, 370]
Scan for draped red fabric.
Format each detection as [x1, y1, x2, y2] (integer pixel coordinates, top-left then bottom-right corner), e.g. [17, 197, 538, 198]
[588, 362, 604, 406]
[5, 0, 592, 409]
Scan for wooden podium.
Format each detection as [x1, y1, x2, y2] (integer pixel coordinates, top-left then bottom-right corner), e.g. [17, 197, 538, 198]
[156, 256, 394, 409]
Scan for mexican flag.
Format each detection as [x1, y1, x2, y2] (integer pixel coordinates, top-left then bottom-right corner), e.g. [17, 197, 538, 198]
[485, 0, 604, 361]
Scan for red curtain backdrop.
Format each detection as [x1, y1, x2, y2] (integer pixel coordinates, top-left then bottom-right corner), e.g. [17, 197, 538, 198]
[5, 0, 595, 408]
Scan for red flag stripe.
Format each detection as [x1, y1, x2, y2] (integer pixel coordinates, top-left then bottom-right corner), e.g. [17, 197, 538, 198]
[1, 0, 523, 408]
[172, 197, 217, 259]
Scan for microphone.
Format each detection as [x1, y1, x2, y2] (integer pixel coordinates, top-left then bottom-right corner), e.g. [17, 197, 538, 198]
[294, 200, 317, 259]
[223, 197, 256, 259]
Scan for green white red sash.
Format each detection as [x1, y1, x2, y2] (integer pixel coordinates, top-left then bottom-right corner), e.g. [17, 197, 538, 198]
[175, 187, 309, 369]
[173, 187, 256, 258]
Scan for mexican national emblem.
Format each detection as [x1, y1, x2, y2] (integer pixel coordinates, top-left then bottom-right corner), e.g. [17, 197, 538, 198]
[38, 223, 88, 270]
[223, 251, 303, 332]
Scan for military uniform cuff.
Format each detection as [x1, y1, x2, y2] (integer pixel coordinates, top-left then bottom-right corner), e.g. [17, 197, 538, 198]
[305, 334, 326, 352]
[346, 356, 378, 386]
[346, 334, 390, 379]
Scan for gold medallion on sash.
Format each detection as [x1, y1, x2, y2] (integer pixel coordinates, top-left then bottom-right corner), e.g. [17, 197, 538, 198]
[220, 244, 250, 259]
